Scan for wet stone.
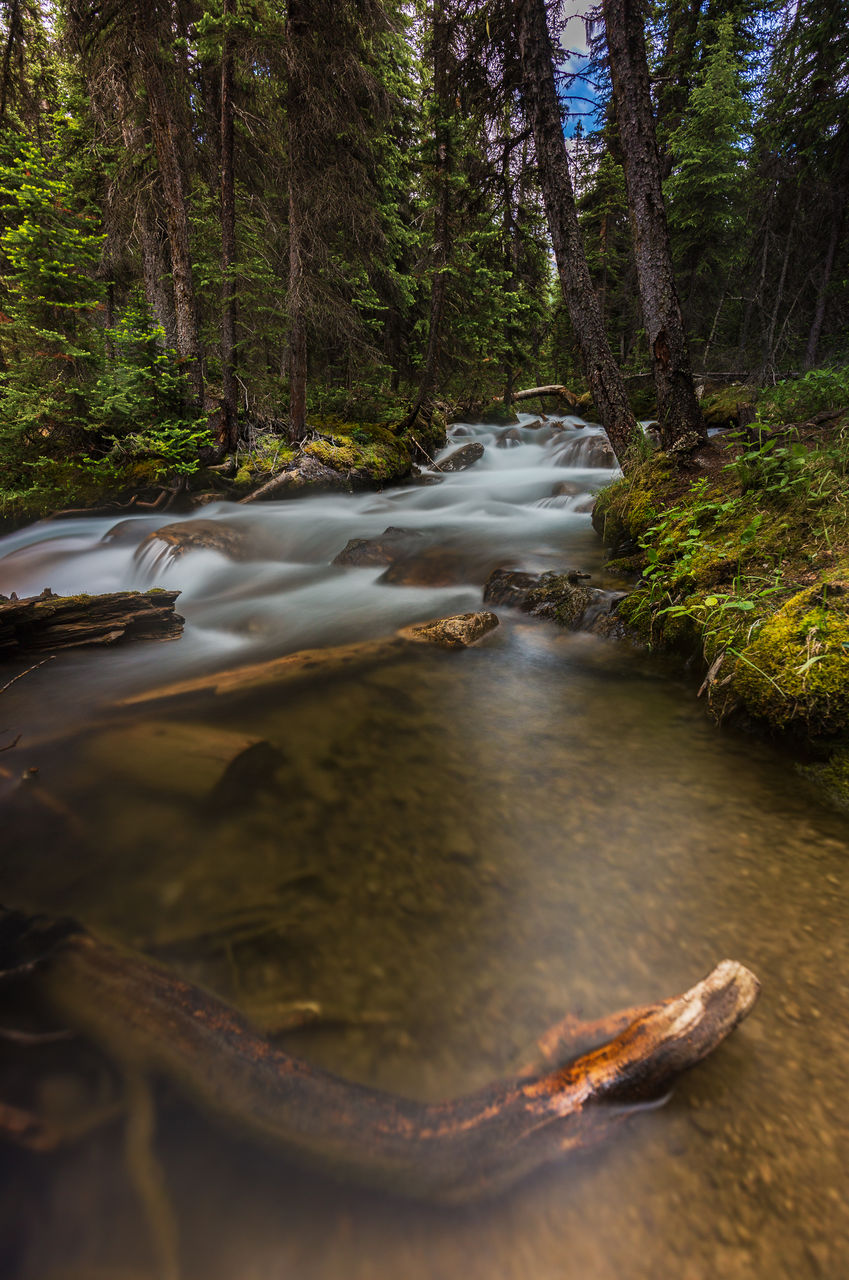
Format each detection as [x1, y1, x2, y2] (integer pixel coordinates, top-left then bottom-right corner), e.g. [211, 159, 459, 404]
[136, 519, 250, 563]
[434, 442, 485, 472]
[379, 549, 471, 587]
[398, 611, 499, 648]
[332, 527, 428, 568]
[495, 428, 522, 449]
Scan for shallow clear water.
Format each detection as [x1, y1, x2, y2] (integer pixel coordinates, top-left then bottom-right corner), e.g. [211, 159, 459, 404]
[0, 417, 847, 1279]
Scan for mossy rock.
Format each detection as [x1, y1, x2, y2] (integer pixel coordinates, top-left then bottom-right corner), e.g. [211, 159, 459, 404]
[305, 419, 412, 485]
[232, 435, 296, 489]
[725, 582, 849, 735]
[701, 384, 757, 430]
[526, 573, 595, 627]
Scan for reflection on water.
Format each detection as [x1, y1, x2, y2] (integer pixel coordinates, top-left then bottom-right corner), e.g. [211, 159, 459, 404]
[0, 419, 848, 1279]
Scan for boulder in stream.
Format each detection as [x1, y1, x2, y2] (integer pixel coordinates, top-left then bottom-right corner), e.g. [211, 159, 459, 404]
[496, 428, 522, 449]
[379, 548, 471, 587]
[434, 442, 485, 472]
[136, 519, 250, 563]
[333, 527, 428, 568]
[556, 437, 616, 469]
[482, 568, 625, 635]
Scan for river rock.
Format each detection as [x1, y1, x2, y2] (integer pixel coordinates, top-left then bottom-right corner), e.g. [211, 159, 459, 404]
[551, 480, 583, 498]
[496, 428, 522, 449]
[434, 442, 485, 472]
[481, 568, 624, 634]
[483, 567, 589, 610]
[398, 611, 499, 648]
[136, 519, 250, 563]
[556, 437, 616, 468]
[333, 527, 428, 567]
[379, 548, 470, 587]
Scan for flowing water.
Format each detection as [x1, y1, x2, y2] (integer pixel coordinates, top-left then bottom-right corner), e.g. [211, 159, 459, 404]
[0, 416, 847, 1279]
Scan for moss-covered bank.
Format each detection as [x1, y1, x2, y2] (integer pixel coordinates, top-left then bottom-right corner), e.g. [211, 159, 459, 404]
[593, 368, 849, 806]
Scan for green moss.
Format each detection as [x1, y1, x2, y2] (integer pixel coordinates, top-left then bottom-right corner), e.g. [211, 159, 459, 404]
[593, 456, 676, 548]
[232, 435, 295, 489]
[801, 746, 849, 808]
[725, 583, 849, 734]
[305, 418, 412, 483]
[701, 383, 757, 430]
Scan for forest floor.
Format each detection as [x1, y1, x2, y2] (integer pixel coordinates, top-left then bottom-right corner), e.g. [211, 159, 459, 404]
[593, 372, 849, 805]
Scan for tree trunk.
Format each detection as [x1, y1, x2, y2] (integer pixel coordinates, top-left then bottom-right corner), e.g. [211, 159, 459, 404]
[804, 195, 844, 370]
[0, 0, 21, 128]
[762, 185, 801, 379]
[142, 55, 205, 407]
[11, 906, 759, 1206]
[516, 0, 639, 465]
[601, 0, 704, 447]
[219, 0, 238, 451]
[402, 0, 451, 432]
[286, 0, 308, 443]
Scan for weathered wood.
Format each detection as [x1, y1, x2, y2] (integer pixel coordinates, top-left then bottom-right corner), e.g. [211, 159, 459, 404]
[0, 589, 184, 659]
[10, 906, 758, 1204]
[513, 385, 579, 405]
[117, 612, 498, 708]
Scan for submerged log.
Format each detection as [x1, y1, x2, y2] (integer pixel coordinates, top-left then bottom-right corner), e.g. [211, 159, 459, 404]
[0, 589, 184, 659]
[3, 907, 759, 1204]
[117, 612, 499, 708]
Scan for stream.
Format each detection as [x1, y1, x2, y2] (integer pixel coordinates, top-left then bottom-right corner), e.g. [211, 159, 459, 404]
[1, 415, 847, 1279]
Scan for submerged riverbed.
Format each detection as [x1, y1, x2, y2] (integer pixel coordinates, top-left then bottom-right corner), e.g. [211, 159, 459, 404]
[1, 417, 847, 1279]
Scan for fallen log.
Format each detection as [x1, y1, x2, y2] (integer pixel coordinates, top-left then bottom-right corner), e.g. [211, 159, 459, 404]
[0, 589, 184, 659]
[117, 612, 499, 708]
[3, 907, 759, 1204]
[513, 385, 579, 406]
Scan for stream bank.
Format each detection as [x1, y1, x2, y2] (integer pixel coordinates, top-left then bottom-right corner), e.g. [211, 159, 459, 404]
[592, 375, 849, 805]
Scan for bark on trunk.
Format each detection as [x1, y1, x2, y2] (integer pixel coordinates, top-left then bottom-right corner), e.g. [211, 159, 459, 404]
[219, 0, 238, 450]
[601, 0, 704, 448]
[402, 0, 451, 432]
[8, 908, 758, 1204]
[142, 56, 204, 407]
[516, 0, 639, 465]
[286, 0, 308, 443]
[804, 197, 844, 370]
[762, 186, 801, 379]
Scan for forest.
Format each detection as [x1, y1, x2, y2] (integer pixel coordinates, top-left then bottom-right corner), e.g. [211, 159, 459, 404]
[1, 2, 849, 1278]
[0, 0, 846, 516]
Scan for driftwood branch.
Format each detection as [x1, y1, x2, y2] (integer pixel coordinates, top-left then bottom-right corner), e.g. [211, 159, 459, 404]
[7, 906, 760, 1204]
[0, 589, 184, 660]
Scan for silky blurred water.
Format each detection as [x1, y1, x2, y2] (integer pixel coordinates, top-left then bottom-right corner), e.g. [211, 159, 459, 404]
[0, 417, 847, 1280]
